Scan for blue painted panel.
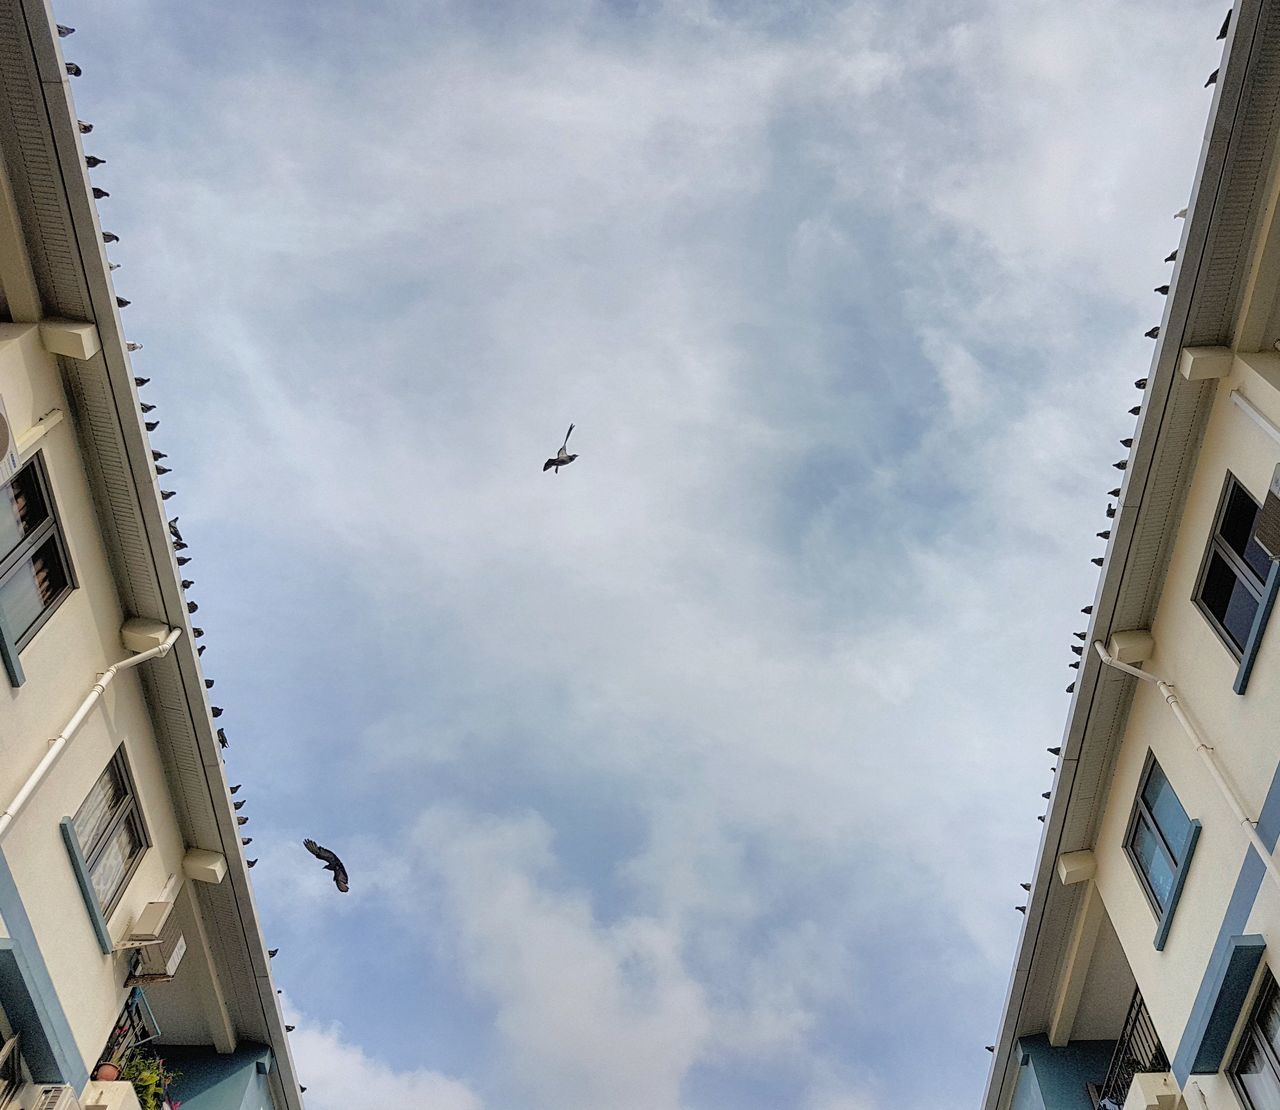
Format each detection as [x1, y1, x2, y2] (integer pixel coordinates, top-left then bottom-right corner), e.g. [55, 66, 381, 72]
[1155, 820, 1202, 951]
[59, 817, 112, 955]
[0, 612, 23, 687]
[1235, 560, 1280, 694]
[1188, 934, 1266, 1074]
[158, 1043, 274, 1110]
[0, 850, 89, 1087]
[1016, 1035, 1115, 1110]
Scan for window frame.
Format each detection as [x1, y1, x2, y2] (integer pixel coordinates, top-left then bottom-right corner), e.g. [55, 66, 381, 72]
[1230, 969, 1280, 1110]
[1193, 472, 1268, 660]
[0, 451, 77, 653]
[73, 748, 150, 920]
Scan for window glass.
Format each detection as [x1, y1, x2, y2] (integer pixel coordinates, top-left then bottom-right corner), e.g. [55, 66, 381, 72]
[73, 762, 125, 854]
[0, 464, 48, 559]
[1142, 762, 1192, 861]
[1202, 550, 1262, 650]
[1131, 818, 1175, 909]
[89, 821, 140, 905]
[1221, 483, 1272, 583]
[72, 754, 145, 914]
[1237, 1037, 1280, 1110]
[0, 536, 69, 641]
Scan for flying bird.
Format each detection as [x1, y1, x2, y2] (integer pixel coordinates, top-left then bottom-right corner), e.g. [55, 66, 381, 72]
[303, 839, 350, 893]
[543, 423, 579, 474]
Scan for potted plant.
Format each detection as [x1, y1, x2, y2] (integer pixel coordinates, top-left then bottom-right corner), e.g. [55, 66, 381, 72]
[120, 1052, 180, 1110]
[92, 1059, 122, 1082]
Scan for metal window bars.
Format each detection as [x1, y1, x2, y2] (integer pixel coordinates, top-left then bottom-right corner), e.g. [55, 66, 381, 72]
[98, 988, 160, 1069]
[1096, 988, 1169, 1110]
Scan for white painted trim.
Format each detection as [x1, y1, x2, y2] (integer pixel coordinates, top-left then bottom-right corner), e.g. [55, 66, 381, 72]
[1231, 389, 1280, 446]
[15, 407, 64, 459]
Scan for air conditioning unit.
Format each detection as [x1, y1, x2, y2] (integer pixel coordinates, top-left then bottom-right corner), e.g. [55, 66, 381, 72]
[122, 900, 187, 985]
[28, 1085, 82, 1110]
[0, 394, 18, 482]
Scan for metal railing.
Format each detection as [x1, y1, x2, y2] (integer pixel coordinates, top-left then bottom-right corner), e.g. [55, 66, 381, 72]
[1096, 988, 1169, 1109]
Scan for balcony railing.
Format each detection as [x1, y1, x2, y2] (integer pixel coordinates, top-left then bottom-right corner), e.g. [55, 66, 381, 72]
[98, 987, 160, 1070]
[1096, 988, 1169, 1110]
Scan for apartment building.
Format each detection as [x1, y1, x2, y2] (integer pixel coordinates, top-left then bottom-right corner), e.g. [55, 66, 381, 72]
[983, 3, 1280, 1109]
[0, 1, 302, 1108]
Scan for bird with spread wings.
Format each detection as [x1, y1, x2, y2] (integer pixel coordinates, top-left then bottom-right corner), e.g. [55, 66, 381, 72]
[543, 423, 579, 474]
[303, 839, 349, 893]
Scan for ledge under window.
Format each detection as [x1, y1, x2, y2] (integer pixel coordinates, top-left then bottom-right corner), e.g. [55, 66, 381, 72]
[1154, 820, 1202, 951]
[1235, 561, 1280, 695]
[59, 818, 113, 955]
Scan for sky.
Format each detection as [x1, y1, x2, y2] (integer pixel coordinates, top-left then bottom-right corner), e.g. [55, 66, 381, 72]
[56, 1, 1226, 1107]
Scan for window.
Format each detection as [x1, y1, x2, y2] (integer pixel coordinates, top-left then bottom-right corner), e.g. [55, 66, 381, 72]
[0, 1031, 20, 1109]
[1231, 970, 1280, 1110]
[1125, 756, 1195, 915]
[0, 454, 74, 652]
[1196, 474, 1271, 657]
[72, 749, 148, 917]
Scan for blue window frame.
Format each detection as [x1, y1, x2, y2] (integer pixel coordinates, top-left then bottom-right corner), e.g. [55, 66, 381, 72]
[1195, 474, 1271, 658]
[1124, 754, 1201, 950]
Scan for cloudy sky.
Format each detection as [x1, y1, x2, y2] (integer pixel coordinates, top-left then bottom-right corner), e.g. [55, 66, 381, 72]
[58, 1, 1225, 1106]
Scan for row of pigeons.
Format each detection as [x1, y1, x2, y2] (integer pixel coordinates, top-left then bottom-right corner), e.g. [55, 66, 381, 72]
[986, 3, 1237, 1059]
[63, 26, 319, 1097]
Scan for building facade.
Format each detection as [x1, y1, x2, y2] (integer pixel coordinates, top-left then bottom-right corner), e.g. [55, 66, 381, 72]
[0, 1, 302, 1108]
[984, 2, 1280, 1110]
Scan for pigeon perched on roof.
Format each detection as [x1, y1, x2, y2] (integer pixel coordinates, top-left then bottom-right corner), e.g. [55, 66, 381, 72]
[1174, 208, 1188, 219]
[543, 423, 579, 474]
[1206, 69, 1219, 87]
[304, 839, 350, 893]
[85, 155, 106, 167]
[1165, 249, 1177, 262]
[64, 62, 81, 77]
[1144, 327, 1160, 339]
[1154, 285, 1169, 295]
[93, 187, 109, 200]
[78, 120, 92, 134]
[56, 24, 74, 36]
[102, 231, 119, 243]
[127, 342, 143, 351]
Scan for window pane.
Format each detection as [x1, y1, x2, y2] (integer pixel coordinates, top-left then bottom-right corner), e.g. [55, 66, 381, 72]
[1237, 1033, 1280, 1110]
[1142, 763, 1192, 863]
[73, 763, 125, 857]
[0, 464, 48, 561]
[1202, 551, 1261, 650]
[1222, 483, 1272, 584]
[0, 536, 68, 644]
[89, 819, 140, 908]
[1131, 817, 1175, 910]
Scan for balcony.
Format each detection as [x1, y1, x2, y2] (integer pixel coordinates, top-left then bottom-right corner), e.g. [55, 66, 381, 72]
[1094, 989, 1170, 1109]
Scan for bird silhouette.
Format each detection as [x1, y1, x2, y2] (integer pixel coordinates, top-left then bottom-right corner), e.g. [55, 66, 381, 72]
[127, 342, 143, 351]
[1144, 327, 1160, 339]
[102, 231, 119, 243]
[543, 423, 579, 473]
[304, 839, 350, 893]
[85, 155, 106, 167]
[1165, 249, 1177, 262]
[92, 187, 108, 199]
[56, 24, 74, 36]
[217, 728, 228, 749]
[1206, 69, 1219, 87]
[1219, 9, 1231, 38]
[64, 62, 81, 77]
[1154, 285, 1169, 295]
[78, 120, 92, 134]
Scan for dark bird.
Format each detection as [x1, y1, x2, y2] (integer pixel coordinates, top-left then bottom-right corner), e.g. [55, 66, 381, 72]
[230, 784, 241, 794]
[78, 120, 92, 134]
[141, 402, 156, 413]
[237, 815, 248, 826]
[1129, 405, 1141, 416]
[1120, 437, 1133, 448]
[57, 24, 74, 36]
[186, 599, 198, 612]
[168, 518, 183, 539]
[65, 62, 81, 77]
[1041, 791, 1051, 800]
[1091, 557, 1104, 566]
[1113, 460, 1127, 471]
[1069, 661, 1079, 669]
[1080, 606, 1092, 615]
[247, 859, 258, 868]
[1219, 9, 1231, 38]
[1070, 645, 1083, 656]
[197, 644, 206, 655]
[1106, 505, 1116, 518]
[162, 491, 178, 502]
[92, 187, 109, 200]
[217, 727, 228, 748]
[985, 1046, 995, 1054]
[1097, 530, 1111, 540]
[116, 297, 130, 308]
[135, 376, 150, 387]
[1154, 285, 1169, 295]
[268, 949, 278, 958]
[1073, 632, 1086, 640]
[1175, 207, 1188, 219]
[1066, 682, 1075, 693]
[1047, 746, 1061, 755]
[204, 677, 214, 688]
[102, 231, 119, 243]
[543, 423, 579, 473]
[241, 837, 252, 845]
[172, 540, 188, 551]
[156, 465, 171, 475]
[1020, 882, 1031, 891]
[301, 1088, 307, 1093]
[145, 421, 159, 432]
[177, 556, 191, 566]
[1016, 905, 1026, 913]
[1108, 487, 1121, 497]
[211, 706, 223, 717]
[154, 450, 168, 461]
[1144, 326, 1160, 339]
[303, 839, 350, 893]
[1206, 69, 1219, 87]
[286, 1025, 295, 1033]
[127, 341, 143, 352]
[1037, 815, 1045, 822]
[85, 155, 106, 167]
[182, 579, 194, 589]
[109, 261, 120, 271]
[234, 800, 245, 811]
[1165, 249, 1178, 262]
[192, 626, 204, 637]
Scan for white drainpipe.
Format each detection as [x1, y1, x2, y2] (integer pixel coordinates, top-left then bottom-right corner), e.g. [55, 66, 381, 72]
[1093, 640, 1280, 893]
[0, 627, 182, 841]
